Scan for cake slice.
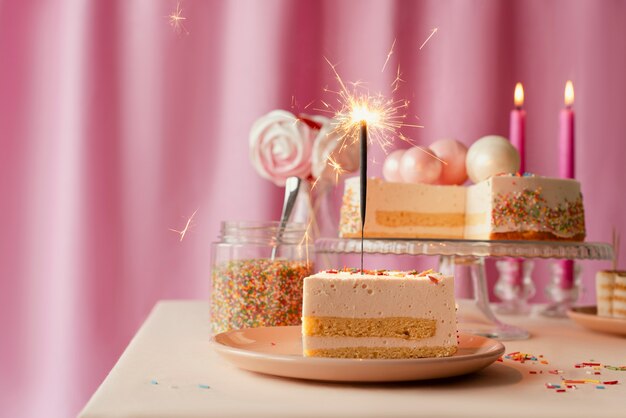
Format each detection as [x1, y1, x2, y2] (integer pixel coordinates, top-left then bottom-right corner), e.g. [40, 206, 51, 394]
[302, 269, 457, 359]
[465, 175, 585, 241]
[596, 270, 616, 317]
[339, 177, 466, 239]
[613, 272, 626, 319]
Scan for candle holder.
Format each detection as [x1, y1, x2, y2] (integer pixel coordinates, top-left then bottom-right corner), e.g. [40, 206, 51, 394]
[541, 261, 582, 318]
[494, 259, 535, 315]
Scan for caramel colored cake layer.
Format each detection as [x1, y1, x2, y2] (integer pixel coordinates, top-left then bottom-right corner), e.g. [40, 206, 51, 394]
[304, 345, 457, 359]
[302, 317, 436, 339]
[375, 211, 465, 228]
[488, 231, 586, 241]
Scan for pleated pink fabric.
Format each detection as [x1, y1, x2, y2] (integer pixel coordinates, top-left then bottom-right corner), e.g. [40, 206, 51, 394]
[1, 1, 625, 416]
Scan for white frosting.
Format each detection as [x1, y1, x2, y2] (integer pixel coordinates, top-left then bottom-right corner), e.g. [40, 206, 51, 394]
[302, 271, 457, 351]
[303, 271, 455, 318]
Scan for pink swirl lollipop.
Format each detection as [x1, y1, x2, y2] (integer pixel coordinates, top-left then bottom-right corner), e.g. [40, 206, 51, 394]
[249, 110, 316, 186]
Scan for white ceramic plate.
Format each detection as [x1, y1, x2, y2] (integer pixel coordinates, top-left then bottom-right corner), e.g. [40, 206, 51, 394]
[567, 306, 626, 337]
[211, 326, 505, 382]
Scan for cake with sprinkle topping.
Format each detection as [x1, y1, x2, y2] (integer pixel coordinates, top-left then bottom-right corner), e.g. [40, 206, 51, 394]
[302, 269, 457, 359]
[339, 174, 585, 241]
[465, 175, 585, 241]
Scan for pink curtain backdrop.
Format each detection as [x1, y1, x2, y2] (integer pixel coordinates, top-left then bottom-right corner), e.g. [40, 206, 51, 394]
[2, 0, 626, 416]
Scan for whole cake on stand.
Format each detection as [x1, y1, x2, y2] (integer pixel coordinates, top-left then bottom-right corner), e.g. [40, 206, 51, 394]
[340, 174, 586, 241]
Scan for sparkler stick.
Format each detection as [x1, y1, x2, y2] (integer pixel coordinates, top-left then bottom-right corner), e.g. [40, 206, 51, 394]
[360, 121, 368, 273]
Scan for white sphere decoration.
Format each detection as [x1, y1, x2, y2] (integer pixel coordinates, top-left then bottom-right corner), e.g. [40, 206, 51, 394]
[466, 135, 520, 183]
[399, 146, 443, 184]
[382, 149, 405, 182]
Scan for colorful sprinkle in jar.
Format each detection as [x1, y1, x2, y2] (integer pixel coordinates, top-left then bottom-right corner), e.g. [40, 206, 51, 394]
[210, 221, 313, 333]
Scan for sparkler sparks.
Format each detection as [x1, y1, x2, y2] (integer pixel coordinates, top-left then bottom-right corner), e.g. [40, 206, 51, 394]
[168, 1, 189, 35]
[419, 27, 438, 50]
[391, 65, 405, 93]
[381, 38, 397, 73]
[169, 209, 198, 241]
[327, 155, 347, 183]
[320, 57, 422, 155]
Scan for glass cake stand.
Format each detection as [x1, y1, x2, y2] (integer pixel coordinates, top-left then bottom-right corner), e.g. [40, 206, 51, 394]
[315, 238, 613, 340]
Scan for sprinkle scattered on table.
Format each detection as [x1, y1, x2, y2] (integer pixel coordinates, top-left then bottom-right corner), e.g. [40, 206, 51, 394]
[605, 365, 626, 371]
[150, 379, 158, 385]
[198, 384, 210, 389]
[505, 356, 622, 393]
[503, 352, 541, 363]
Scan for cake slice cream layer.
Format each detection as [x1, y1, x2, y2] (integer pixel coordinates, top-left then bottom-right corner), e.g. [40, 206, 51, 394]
[302, 269, 457, 359]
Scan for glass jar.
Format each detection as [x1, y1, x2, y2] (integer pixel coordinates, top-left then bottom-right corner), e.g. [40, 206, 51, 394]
[210, 221, 314, 333]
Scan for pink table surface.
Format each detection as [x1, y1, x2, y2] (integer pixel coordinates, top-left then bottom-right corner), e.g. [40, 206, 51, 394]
[79, 301, 626, 418]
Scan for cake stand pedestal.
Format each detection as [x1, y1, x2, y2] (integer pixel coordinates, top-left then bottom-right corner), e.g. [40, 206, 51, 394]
[315, 238, 613, 341]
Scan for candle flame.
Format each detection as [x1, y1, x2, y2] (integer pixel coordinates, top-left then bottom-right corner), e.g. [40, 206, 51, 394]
[564, 80, 574, 107]
[514, 82, 524, 108]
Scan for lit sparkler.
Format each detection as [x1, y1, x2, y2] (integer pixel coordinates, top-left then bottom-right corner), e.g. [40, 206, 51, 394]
[168, 1, 189, 35]
[320, 56, 422, 155]
[169, 208, 198, 241]
[419, 27, 438, 50]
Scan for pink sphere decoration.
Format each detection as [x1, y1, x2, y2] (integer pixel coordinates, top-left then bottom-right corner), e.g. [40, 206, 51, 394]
[382, 149, 405, 182]
[399, 146, 443, 184]
[429, 138, 468, 185]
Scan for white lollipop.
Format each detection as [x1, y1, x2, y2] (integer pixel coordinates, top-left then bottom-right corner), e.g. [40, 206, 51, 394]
[466, 135, 520, 183]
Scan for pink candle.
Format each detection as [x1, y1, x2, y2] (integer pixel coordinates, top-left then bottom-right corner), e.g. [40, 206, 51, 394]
[510, 82, 526, 173]
[559, 81, 575, 178]
[508, 82, 526, 288]
[559, 80, 575, 289]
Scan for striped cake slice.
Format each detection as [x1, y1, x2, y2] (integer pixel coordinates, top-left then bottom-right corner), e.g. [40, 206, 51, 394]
[596, 270, 616, 317]
[614, 272, 626, 319]
[302, 269, 457, 359]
